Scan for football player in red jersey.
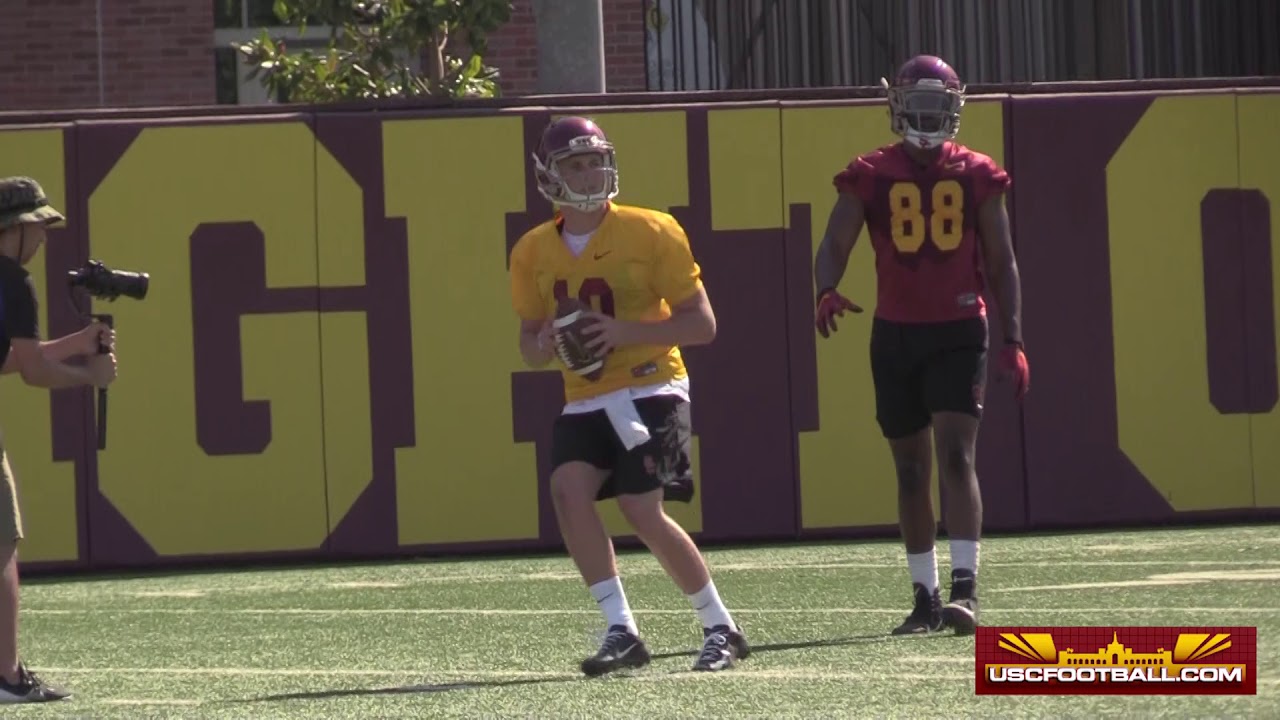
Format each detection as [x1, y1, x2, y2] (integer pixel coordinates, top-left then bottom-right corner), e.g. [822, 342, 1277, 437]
[812, 56, 1029, 636]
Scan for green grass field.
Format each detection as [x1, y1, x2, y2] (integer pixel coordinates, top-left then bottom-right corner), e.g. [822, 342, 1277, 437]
[12, 523, 1278, 718]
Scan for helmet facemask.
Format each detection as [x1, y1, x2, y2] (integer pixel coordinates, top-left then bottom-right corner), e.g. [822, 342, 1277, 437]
[533, 137, 620, 212]
[882, 78, 965, 150]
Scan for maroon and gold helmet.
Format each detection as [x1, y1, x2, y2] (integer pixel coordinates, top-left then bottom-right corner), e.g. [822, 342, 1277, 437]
[532, 116, 619, 211]
[880, 55, 966, 149]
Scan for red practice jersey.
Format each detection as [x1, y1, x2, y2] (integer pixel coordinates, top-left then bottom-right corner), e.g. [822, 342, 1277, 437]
[834, 141, 1010, 323]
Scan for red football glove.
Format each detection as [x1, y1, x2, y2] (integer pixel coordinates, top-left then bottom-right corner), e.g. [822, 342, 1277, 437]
[815, 288, 863, 339]
[999, 342, 1030, 401]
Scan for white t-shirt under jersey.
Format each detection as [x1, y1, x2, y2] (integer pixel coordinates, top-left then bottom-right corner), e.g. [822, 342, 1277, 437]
[562, 230, 592, 257]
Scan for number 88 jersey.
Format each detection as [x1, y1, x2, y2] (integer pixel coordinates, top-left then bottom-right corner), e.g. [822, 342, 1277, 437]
[834, 140, 1010, 324]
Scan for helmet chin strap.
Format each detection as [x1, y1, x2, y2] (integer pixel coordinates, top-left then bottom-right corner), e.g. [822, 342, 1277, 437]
[560, 199, 606, 212]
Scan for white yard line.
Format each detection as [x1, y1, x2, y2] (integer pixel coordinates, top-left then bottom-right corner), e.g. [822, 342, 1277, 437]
[39, 666, 1277, 691]
[632, 669, 973, 683]
[42, 559, 1280, 599]
[45, 667, 556, 678]
[46, 666, 974, 683]
[991, 579, 1205, 592]
[100, 699, 204, 706]
[990, 567, 1280, 592]
[714, 560, 1280, 570]
[24, 606, 1280, 616]
[901, 655, 974, 664]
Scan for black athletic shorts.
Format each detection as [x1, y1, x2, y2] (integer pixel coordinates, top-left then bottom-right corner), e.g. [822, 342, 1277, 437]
[869, 315, 988, 439]
[550, 393, 695, 502]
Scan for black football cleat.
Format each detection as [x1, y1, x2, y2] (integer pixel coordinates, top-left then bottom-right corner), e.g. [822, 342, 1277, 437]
[0, 663, 71, 704]
[891, 582, 945, 635]
[581, 625, 651, 677]
[692, 624, 751, 672]
[943, 570, 980, 636]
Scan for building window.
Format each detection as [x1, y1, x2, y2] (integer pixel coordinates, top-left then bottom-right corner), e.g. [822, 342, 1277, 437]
[214, 46, 240, 104]
[215, 0, 312, 29]
[213, 0, 332, 105]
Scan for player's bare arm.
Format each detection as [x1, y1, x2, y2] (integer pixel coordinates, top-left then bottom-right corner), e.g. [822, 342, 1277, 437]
[8, 337, 115, 389]
[978, 192, 1030, 398]
[813, 192, 867, 337]
[813, 192, 866, 295]
[976, 194, 1023, 344]
[518, 317, 556, 369]
[581, 285, 716, 356]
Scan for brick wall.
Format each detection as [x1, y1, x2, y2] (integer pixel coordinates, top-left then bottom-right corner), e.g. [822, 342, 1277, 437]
[101, 1, 214, 108]
[602, 0, 648, 93]
[0, 1, 647, 113]
[482, 1, 539, 96]
[0, 0, 213, 112]
[0, 0, 101, 111]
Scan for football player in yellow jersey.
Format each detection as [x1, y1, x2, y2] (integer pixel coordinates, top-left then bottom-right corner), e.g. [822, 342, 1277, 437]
[509, 116, 750, 676]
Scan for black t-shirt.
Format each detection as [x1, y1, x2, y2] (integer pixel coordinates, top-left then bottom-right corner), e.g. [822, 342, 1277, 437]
[0, 256, 40, 368]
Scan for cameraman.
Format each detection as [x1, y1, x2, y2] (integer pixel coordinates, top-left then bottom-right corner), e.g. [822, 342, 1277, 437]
[0, 176, 117, 703]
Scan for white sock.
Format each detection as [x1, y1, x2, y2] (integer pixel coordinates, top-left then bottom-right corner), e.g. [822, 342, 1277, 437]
[688, 580, 735, 631]
[950, 540, 980, 577]
[907, 549, 939, 592]
[589, 576, 638, 636]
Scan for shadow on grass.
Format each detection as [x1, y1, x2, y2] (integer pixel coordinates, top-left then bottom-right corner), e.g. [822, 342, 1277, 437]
[238, 631, 955, 703]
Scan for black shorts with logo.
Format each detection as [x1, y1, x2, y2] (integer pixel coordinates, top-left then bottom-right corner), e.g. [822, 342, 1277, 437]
[550, 394, 695, 503]
[870, 315, 989, 439]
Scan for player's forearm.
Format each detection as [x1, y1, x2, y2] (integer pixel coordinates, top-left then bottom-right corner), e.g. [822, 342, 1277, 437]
[625, 309, 716, 348]
[813, 236, 852, 296]
[519, 331, 554, 368]
[814, 194, 863, 296]
[988, 261, 1024, 345]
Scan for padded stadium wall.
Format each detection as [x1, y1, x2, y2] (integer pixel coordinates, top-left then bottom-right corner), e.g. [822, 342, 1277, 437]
[1, 83, 1278, 573]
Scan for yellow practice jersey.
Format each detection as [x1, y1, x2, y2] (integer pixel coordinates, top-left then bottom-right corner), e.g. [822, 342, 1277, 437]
[510, 203, 703, 403]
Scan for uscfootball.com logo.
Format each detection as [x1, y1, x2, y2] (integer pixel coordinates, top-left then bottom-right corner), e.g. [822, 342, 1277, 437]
[974, 627, 1257, 695]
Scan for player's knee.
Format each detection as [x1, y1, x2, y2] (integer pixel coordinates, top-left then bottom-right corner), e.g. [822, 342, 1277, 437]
[939, 443, 976, 482]
[616, 491, 665, 534]
[549, 464, 599, 509]
[893, 461, 929, 496]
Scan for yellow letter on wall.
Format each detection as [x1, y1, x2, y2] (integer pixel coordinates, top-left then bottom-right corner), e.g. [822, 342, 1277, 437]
[89, 121, 331, 555]
[382, 115, 538, 546]
[0, 126, 80, 563]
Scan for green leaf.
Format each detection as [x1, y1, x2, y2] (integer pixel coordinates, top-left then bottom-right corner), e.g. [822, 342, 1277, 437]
[464, 52, 482, 79]
[238, 0, 513, 104]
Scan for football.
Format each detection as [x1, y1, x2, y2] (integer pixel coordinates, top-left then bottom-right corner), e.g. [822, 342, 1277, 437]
[552, 297, 605, 381]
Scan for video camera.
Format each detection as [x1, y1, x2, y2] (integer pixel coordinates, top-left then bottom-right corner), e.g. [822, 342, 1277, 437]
[68, 259, 149, 302]
[67, 259, 150, 450]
